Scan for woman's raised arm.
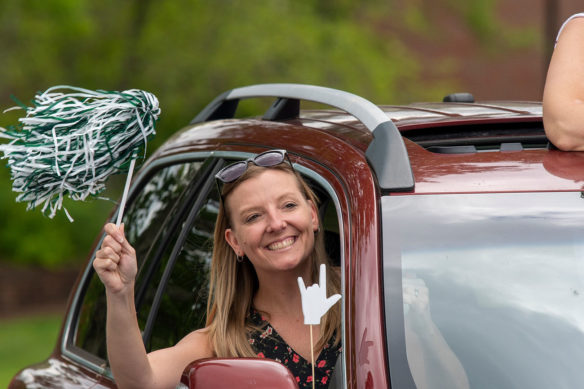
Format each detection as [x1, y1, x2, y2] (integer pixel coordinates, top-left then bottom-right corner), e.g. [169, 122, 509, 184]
[94, 223, 213, 389]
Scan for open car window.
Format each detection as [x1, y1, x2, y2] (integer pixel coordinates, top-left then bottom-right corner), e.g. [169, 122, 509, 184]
[67, 154, 344, 385]
[72, 159, 210, 361]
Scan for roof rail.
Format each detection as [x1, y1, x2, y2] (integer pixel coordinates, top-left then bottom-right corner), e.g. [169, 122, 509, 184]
[191, 83, 414, 192]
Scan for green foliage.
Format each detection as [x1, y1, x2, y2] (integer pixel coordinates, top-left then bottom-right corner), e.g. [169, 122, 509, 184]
[0, 164, 117, 268]
[0, 0, 515, 268]
[0, 313, 62, 387]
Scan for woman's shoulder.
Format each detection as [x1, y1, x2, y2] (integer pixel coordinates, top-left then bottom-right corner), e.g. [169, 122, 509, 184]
[556, 13, 584, 44]
[175, 327, 215, 359]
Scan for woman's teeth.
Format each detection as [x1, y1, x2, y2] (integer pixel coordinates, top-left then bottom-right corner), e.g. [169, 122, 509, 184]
[268, 237, 295, 250]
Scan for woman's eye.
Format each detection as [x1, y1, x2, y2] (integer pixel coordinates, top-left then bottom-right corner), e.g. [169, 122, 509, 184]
[284, 202, 297, 209]
[245, 214, 260, 223]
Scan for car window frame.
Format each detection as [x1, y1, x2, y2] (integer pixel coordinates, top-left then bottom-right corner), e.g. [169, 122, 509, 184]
[60, 150, 348, 387]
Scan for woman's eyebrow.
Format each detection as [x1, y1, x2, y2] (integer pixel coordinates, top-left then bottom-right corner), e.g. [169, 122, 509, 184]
[236, 192, 301, 216]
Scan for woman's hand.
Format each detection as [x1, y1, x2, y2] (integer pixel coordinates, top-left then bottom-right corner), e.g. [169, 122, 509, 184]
[93, 223, 137, 294]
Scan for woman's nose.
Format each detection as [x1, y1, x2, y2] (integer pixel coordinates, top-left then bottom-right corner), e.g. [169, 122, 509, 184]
[266, 210, 286, 232]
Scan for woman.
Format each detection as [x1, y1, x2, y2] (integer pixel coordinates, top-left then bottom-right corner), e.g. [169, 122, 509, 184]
[93, 149, 342, 389]
[543, 13, 584, 151]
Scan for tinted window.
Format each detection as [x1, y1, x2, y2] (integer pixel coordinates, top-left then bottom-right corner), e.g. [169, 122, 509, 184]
[382, 192, 584, 389]
[74, 160, 205, 360]
[141, 190, 218, 351]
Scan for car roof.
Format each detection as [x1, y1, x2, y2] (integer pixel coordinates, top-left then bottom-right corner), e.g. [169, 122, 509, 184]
[152, 85, 584, 195]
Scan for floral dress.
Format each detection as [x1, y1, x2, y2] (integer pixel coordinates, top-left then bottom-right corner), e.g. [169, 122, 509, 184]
[247, 310, 342, 389]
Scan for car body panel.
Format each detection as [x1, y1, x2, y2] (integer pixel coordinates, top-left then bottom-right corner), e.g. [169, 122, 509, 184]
[405, 143, 584, 194]
[9, 356, 109, 389]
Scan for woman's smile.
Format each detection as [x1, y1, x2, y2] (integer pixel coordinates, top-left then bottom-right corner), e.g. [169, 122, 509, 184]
[267, 236, 297, 251]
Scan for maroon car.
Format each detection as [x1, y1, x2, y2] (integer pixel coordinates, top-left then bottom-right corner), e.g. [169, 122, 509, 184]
[10, 84, 584, 388]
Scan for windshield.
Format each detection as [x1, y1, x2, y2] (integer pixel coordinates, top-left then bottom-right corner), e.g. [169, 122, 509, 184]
[382, 192, 584, 389]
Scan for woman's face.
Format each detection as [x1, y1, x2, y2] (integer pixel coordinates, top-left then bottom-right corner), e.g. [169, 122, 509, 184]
[224, 169, 319, 275]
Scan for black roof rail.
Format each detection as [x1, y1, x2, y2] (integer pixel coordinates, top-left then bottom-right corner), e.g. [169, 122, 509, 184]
[191, 83, 414, 192]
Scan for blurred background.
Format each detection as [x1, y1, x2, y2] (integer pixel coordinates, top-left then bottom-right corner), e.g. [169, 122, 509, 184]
[0, 0, 581, 385]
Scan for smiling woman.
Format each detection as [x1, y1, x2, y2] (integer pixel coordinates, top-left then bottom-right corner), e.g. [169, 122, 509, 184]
[91, 150, 341, 389]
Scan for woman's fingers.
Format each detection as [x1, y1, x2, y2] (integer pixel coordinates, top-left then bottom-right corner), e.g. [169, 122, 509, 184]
[96, 245, 121, 263]
[93, 223, 138, 294]
[102, 222, 135, 256]
[104, 222, 125, 244]
[93, 256, 117, 273]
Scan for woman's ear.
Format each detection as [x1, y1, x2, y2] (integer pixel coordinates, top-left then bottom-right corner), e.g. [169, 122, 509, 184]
[225, 228, 242, 256]
[308, 200, 319, 232]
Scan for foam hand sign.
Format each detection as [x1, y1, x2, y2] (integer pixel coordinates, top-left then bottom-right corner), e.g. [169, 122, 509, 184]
[297, 264, 341, 325]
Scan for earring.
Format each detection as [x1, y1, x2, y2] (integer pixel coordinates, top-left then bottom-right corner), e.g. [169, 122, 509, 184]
[236, 255, 244, 263]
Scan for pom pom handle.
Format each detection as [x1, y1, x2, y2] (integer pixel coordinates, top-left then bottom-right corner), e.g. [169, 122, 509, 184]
[116, 158, 136, 227]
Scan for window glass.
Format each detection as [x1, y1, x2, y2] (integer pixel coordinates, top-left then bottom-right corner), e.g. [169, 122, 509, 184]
[382, 192, 584, 389]
[143, 188, 218, 351]
[74, 160, 204, 360]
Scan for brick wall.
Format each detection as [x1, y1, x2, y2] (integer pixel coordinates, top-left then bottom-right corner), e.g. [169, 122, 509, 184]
[396, 0, 582, 101]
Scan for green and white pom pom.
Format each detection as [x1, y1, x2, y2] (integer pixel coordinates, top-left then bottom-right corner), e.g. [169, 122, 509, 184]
[0, 86, 160, 222]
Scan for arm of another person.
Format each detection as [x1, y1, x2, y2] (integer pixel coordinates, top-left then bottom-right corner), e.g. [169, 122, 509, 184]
[94, 223, 214, 389]
[543, 17, 584, 151]
[403, 277, 469, 389]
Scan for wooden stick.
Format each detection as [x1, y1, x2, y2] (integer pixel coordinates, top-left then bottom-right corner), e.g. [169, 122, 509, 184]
[310, 324, 315, 389]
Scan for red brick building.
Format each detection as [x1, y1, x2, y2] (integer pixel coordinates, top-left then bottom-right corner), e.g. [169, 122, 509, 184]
[398, 0, 582, 101]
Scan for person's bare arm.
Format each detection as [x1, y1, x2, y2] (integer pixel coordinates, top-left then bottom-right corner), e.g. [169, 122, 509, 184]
[543, 17, 584, 151]
[403, 277, 469, 389]
[94, 223, 213, 389]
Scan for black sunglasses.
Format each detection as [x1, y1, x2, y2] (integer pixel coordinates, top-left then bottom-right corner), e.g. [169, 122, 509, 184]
[215, 149, 293, 184]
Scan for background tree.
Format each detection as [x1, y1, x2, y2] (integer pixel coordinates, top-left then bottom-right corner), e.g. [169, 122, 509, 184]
[0, 0, 538, 268]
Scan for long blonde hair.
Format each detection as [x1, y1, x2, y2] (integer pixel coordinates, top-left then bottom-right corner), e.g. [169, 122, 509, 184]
[206, 162, 341, 357]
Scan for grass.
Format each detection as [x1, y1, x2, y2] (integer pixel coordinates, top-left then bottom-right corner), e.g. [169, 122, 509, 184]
[0, 313, 62, 388]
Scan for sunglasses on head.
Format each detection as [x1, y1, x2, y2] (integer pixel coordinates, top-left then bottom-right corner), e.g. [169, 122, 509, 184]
[215, 149, 293, 184]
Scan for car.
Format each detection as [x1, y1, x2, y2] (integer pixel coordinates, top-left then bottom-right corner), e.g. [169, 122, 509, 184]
[9, 83, 584, 389]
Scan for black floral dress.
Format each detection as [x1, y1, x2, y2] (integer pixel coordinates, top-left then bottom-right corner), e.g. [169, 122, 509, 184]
[247, 310, 342, 389]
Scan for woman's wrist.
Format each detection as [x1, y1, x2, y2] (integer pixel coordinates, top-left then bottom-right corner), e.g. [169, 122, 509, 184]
[106, 283, 136, 309]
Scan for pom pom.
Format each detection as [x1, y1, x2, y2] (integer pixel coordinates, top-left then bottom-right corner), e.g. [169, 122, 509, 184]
[0, 86, 160, 221]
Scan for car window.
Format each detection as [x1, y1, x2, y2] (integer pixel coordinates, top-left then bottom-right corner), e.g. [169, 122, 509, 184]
[73, 159, 208, 361]
[382, 192, 584, 389]
[139, 185, 218, 351]
[139, 162, 344, 353]
[71, 156, 344, 377]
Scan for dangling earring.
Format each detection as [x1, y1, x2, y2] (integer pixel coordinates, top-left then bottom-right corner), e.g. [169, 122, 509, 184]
[236, 255, 244, 263]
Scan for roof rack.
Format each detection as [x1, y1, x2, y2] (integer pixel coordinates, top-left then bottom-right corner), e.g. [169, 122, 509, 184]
[191, 83, 414, 192]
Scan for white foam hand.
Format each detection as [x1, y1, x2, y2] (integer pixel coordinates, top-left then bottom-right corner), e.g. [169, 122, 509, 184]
[297, 264, 342, 325]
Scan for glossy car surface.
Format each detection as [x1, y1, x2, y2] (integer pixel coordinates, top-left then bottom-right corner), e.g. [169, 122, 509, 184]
[9, 84, 584, 389]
